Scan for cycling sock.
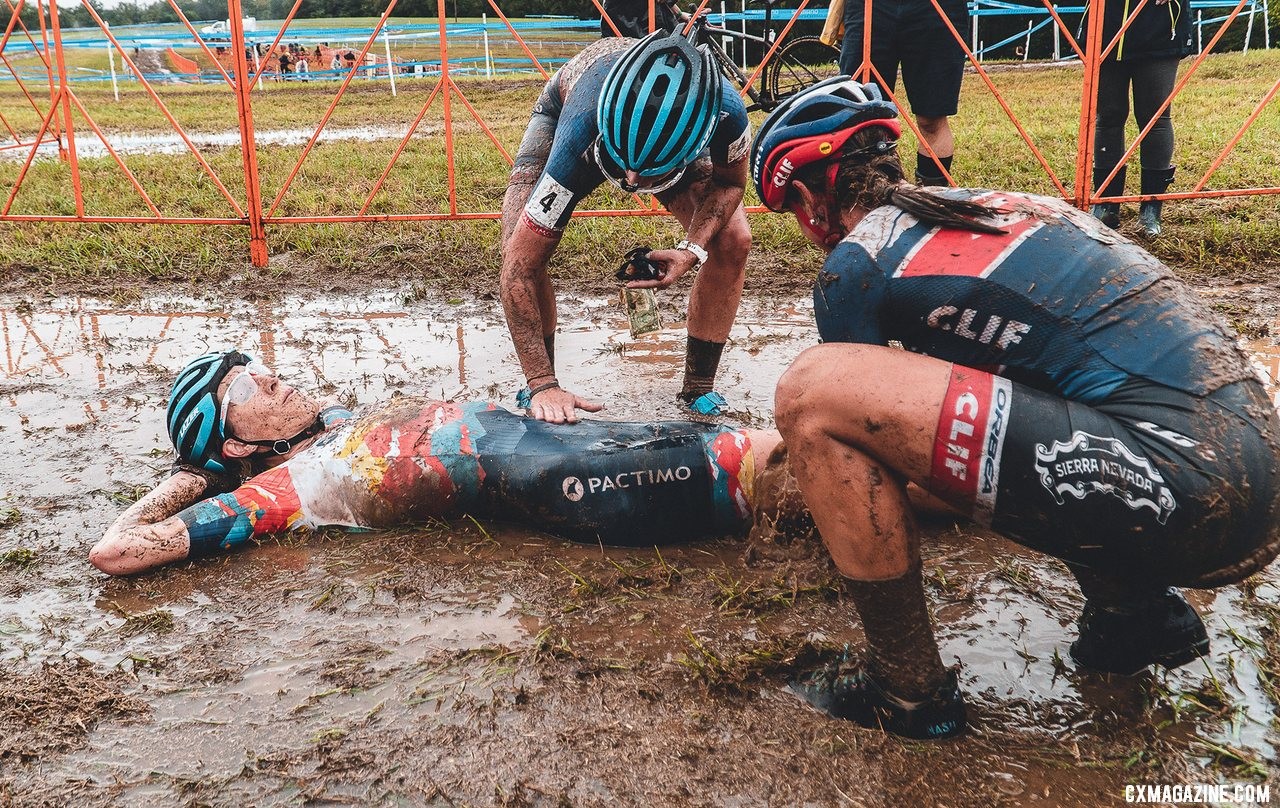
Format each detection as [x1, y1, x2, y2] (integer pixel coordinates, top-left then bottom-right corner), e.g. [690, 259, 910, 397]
[915, 154, 952, 186]
[846, 565, 948, 701]
[680, 336, 725, 401]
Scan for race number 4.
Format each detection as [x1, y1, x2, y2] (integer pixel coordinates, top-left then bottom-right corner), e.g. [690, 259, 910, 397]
[524, 175, 573, 232]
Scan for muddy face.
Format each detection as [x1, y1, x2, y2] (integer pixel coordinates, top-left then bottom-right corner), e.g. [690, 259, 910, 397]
[2, 290, 1280, 804]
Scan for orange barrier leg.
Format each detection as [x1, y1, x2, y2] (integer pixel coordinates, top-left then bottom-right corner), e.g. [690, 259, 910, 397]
[230, 0, 268, 266]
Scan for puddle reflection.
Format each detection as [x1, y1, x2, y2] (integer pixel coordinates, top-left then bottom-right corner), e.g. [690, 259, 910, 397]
[0, 125, 439, 161]
[0, 293, 810, 466]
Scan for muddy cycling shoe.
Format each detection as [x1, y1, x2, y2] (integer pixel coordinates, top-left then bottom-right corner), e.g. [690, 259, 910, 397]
[1070, 588, 1210, 675]
[680, 391, 728, 416]
[790, 663, 967, 740]
[515, 387, 532, 409]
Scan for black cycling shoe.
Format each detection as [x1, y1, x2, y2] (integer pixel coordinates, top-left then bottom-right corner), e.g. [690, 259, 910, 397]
[1070, 588, 1210, 675]
[790, 662, 967, 740]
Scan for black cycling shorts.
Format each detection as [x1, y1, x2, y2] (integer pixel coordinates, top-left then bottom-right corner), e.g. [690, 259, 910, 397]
[926, 365, 1280, 587]
[840, 0, 968, 118]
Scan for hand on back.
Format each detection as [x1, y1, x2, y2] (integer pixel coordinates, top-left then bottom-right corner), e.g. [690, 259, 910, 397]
[529, 386, 604, 424]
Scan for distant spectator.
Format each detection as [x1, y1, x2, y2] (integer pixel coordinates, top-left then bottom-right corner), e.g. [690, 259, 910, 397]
[600, 0, 677, 37]
[278, 50, 292, 79]
[331, 52, 343, 72]
[838, 0, 969, 185]
[1086, 0, 1194, 237]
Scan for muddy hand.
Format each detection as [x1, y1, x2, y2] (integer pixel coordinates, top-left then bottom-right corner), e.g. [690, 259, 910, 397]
[626, 248, 698, 290]
[530, 386, 604, 424]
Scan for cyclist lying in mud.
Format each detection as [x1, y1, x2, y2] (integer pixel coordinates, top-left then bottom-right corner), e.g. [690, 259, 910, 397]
[750, 77, 1280, 740]
[90, 350, 803, 577]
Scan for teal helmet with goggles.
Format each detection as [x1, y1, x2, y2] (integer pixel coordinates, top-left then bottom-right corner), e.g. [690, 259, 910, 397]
[167, 350, 324, 473]
[596, 29, 723, 186]
[166, 350, 252, 474]
[751, 76, 900, 212]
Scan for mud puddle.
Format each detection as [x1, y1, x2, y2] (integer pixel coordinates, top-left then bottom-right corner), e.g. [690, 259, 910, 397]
[1, 290, 1278, 805]
[0, 124, 439, 161]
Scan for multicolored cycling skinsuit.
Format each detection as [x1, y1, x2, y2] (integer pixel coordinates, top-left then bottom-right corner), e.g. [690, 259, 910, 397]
[175, 398, 755, 558]
[515, 37, 751, 237]
[816, 190, 1280, 587]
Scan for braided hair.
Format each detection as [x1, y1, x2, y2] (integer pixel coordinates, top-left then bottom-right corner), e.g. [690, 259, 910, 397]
[829, 126, 1007, 235]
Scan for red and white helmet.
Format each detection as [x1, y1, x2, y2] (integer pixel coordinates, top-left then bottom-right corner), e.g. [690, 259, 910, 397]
[750, 76, 900, 212]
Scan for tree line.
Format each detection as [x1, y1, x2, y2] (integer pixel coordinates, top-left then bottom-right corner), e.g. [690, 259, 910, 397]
[21, 0, 600, 29]
[16, 0, 1266, 56]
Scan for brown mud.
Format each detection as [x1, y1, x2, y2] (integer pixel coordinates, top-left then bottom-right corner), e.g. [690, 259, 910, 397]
[2, 286, 1280, 806]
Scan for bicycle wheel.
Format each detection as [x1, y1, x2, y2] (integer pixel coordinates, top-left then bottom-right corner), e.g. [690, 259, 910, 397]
[764, 36, 842, 109]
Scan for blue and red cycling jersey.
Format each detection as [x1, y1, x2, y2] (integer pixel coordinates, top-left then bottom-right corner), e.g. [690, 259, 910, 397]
[814, 190, 1255, 402]
[518, 38, 751, 236]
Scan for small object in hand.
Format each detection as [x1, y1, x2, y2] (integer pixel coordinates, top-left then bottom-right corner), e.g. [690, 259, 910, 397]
[616, 246, 662, 282]
[621, 287, 663, 338]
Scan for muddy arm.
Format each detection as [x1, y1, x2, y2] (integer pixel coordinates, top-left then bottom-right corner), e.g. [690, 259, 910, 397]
[499, 224, 561, 386]
[642, 159, 748, 289]
[679, 158, 748, 252]
[90, 471, 207, 575]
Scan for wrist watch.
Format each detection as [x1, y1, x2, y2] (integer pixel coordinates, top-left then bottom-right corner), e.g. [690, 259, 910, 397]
[675, 239, 708, 269]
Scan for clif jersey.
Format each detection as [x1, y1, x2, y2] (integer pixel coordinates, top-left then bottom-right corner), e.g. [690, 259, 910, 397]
[814, 190, 1255, 402]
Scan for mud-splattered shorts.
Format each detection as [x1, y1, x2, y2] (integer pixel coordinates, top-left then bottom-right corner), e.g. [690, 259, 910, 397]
[926, 365, 1280, 587]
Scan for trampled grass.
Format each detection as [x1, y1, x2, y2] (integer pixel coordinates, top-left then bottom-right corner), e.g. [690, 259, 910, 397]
[1, 47, 1277, 293]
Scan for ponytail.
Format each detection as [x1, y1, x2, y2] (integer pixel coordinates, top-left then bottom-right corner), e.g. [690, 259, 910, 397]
[831, 126, 1007, 235]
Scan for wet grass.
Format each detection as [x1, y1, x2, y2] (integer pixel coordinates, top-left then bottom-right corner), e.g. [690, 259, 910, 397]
[706, 570, 841, 615]
[2, 51, 1279, 296]
[0, 659, 149, 762]
[1212, 300, 1273, 338]
[91, 485, 152, 506]
[0, 548, 37, 570]
[117, 608, 176, 637]
[1238, 576, 1280, 719]
[675, 631, 836, 693]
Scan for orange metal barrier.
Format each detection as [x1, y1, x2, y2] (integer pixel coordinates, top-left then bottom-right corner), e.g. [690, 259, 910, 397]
[1, 0, 1277, 268]
[844, 0, 1280, 206]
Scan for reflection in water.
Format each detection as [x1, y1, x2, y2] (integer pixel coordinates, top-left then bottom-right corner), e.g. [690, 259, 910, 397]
[0, 125, 439, 162]
[0, 293, 812, 481]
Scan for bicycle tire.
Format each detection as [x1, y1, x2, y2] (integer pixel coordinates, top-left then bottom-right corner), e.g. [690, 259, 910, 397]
[764, 36, 842, 110]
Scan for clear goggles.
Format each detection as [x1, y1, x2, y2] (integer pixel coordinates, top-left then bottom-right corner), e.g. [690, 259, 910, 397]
[219, 360, 273, 432]
[592, 137, 687, 195]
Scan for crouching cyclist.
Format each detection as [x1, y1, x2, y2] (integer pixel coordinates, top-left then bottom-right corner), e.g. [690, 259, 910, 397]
[499, 29, 752, 423]
[747, 76, 1280, 740]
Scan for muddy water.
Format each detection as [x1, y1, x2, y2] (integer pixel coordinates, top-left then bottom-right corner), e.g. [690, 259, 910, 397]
[1, 291, 1278, 805]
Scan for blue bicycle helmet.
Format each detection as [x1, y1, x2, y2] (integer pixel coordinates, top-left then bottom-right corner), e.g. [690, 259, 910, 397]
[166, 350, 251, 474]
[751, 76, 900, 211]
[597, 29, 723, 177]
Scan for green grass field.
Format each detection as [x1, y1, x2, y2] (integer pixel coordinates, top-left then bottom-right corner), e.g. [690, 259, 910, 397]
[1, 46, 1278, 293]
